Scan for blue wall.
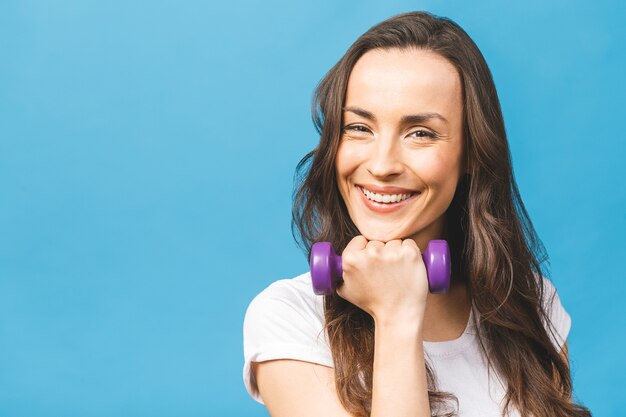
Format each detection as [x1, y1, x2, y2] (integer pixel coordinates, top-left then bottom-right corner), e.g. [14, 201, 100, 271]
[1, 0, 623, 416]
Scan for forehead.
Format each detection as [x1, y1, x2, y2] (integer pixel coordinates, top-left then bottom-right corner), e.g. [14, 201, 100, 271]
[344, 48, 462, 121]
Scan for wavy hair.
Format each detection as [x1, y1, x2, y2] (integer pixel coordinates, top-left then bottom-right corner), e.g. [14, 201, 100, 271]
[291, 11, 591, 417]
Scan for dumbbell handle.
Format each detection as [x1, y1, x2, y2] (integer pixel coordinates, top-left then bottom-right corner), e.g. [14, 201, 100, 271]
[309, 240, 450, 295]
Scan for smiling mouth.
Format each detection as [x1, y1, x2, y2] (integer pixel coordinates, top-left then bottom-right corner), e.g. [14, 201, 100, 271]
[357, 185, 420, 204]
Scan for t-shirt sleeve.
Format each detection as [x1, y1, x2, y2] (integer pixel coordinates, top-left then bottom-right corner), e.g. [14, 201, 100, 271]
[539, 276, 572, 353]
[242, 285, 334, 404]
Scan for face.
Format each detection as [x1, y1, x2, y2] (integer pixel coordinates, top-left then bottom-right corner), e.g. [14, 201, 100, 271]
[335, 47, 466, 246]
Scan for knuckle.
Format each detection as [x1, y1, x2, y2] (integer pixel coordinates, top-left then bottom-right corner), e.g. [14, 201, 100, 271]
[342, 251, 356, 268]
[401, 241, 421, 259]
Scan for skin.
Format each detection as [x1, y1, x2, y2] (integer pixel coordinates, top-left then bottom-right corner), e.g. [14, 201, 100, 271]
[335, 47, 471, 341]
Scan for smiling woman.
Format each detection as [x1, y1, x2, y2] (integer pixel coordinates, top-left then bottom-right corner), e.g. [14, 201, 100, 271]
[243, 10, 592, 417]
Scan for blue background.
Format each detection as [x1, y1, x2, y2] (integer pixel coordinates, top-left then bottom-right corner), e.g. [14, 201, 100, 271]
[1, 0, 624, 416]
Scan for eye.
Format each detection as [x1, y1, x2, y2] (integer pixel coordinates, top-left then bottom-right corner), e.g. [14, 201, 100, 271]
[341, 125, 438, 141]
[342, 125, 371, 134]
[408, 129, 437, 140]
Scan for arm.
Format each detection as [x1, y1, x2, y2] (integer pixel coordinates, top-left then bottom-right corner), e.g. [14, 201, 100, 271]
[254, 237, 432, 416]
[253, 360, 354, 417]
[254, 321, 429, 417]
[371, 318, 430, 416]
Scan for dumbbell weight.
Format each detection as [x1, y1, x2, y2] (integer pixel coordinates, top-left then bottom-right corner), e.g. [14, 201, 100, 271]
[309, 240, 451, 295]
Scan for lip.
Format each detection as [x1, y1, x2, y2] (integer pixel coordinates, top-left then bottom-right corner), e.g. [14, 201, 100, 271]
[358, 183, 418, 194]
[356, 185, 420, 214]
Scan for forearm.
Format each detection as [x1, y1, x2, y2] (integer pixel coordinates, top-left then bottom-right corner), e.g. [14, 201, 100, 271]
[370, 319, 430, 417]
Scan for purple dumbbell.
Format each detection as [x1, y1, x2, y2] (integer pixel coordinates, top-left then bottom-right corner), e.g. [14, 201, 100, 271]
[309, 240, 451, 295]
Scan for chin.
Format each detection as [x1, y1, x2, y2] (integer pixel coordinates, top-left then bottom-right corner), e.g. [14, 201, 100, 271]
[359, 228, 404, 243]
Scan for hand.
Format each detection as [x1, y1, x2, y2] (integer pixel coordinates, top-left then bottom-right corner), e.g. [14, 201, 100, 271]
[336, 235, 429, 327]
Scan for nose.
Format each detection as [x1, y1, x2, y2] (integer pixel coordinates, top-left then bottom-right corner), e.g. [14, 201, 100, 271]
[365, 133, 404, 178]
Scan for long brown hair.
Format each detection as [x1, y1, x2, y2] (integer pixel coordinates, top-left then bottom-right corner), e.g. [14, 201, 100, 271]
[291, 11, 591, 417]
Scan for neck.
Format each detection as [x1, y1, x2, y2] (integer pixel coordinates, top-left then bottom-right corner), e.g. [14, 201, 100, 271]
[422, 278, 471, 342]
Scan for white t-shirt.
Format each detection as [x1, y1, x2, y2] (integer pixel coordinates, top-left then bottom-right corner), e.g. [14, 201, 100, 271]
[242, 271, 571, 416]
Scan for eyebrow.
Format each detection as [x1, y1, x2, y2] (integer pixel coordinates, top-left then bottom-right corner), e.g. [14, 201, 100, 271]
[342, 106, 449, 125]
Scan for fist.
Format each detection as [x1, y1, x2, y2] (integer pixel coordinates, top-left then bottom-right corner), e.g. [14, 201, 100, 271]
[336, 235, 429, 325]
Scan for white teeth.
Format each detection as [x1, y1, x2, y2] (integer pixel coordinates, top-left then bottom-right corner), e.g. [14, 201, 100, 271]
[360, 186, 415, 203]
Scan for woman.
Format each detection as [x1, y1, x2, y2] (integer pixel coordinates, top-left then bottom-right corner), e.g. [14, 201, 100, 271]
[243, 11, 592, 417]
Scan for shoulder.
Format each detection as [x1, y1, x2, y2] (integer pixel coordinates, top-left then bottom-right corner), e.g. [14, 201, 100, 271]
[536, 274, 572, 352]
[243, 271, 327, 347]
[242, 271, 333, 403]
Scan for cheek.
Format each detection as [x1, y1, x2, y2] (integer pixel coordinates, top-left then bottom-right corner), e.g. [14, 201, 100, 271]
[335, 142, 362, 178]
[410, 149, 461, 187]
